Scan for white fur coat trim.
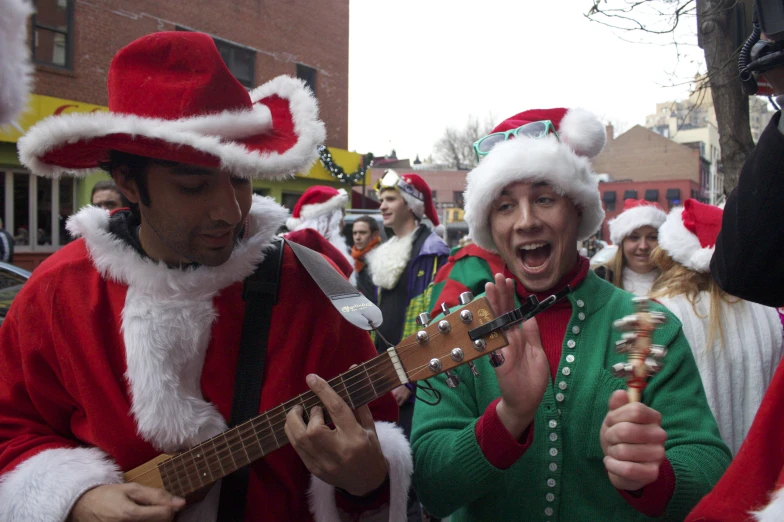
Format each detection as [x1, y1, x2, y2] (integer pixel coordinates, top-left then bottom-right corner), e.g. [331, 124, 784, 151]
[0, 0, 33, 126]
[754, 487, 784, 522]
[608, 205, 667, 245]
[18, 75, 326, 180]
[367, 229, 416, 289]
[66, 195, 289, 452]
[464, 136, 605, 251]
[0, 446, 122, 522]
[307, 421, 412, 522]
[657, 206, 715, 273]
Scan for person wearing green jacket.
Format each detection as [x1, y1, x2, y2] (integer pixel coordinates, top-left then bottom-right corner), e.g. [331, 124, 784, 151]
[410, 107, 731, 522]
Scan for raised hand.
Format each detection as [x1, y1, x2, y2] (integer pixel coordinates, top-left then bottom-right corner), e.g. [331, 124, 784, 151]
[601, 390, 667, 491]
[69, 483, 185, 522]
[284, 373, 388, 497]
[485, 273, 550, 439]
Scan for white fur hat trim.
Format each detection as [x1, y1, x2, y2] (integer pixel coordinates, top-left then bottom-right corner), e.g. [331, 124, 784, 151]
[464, 135, 605, 251]
[608, 205, 667, 245]
[286, 188, 347, 230]
[657, 206, 715, 273]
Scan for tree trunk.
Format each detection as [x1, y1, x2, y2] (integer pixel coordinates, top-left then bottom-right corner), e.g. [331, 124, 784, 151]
[697, 0, 756, 194]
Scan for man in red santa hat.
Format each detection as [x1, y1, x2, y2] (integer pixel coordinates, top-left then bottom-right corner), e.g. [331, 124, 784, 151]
[0, 31, 410, 522]
[366, 171, 449, 522]
[285, 185, 355, 280]
[410, 108, 730, 521]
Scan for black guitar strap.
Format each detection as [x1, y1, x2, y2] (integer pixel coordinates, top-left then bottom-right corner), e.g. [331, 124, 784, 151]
[217, 237, 284, 522]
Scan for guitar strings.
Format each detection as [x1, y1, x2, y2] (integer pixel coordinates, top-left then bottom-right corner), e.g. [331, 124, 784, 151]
[157, 348, 471, 493]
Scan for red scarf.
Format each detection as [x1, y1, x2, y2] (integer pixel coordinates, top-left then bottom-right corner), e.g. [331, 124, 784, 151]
[350, 236, 381, 273]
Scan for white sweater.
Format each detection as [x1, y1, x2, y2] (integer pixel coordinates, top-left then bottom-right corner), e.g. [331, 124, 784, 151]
[657, 292, 784, 454]
[622, 267, 659, 297]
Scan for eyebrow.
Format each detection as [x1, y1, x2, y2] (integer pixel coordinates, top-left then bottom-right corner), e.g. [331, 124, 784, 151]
[171, 165, 213, 176]
[499, 182, 551, 196]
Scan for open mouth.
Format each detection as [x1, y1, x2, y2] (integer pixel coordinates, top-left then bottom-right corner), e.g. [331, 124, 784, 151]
[517, 242, 552, 274]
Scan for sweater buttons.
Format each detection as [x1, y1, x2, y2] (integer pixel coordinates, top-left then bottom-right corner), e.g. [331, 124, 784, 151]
[546, 493, 555, 502]
[572, 326, 581, 334]
[576, 299, 585, 307]
[566, 354, 575, 363]
[567, 340, 576, 349]
[558, 381, 568, 390]
[578, 312, 586, 320]
[562, 367, 571, 376]
[545, 507, 554, 516]
[549, 433, 558, 442]
[547, 478, 556, 487]
[549, 463, 557, 472]
[549, 448, 558, 457]
[548, 419, 557, 428]
[555, 393, 565, 402]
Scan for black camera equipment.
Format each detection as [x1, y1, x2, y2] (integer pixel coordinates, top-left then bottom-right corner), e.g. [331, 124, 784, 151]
[739, 0, 784, 95]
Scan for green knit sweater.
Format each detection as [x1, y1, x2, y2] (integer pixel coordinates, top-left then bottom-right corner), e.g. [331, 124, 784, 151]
[411, 271, 731, 521]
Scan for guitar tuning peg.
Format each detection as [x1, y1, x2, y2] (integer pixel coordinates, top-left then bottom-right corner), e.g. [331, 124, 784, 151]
[613, 315, 639, 332]
[458, 292, 474, 305]
[468, 361, 480, 377]
[645, 358, 663, 374]
[649, 311, 667, 325]
[488, 351, 505, 368]
[615, 332, 638, 353]
[441, 302, 451, 316]
[632, 296, 650, 311]
[649, 345, 668, 359]
[417, 312, 431, 326]
[445, 370, 460, 388]
[611, 362, 634, 378]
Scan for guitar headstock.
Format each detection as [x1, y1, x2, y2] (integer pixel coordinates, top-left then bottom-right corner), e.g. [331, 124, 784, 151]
[611, 297, 668, 402]
[395, 293, 509, 385]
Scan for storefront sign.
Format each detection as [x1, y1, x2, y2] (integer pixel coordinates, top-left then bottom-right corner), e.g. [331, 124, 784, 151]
[0, 94, 108, 144]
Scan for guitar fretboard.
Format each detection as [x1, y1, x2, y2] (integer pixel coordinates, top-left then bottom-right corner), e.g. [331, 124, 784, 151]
[156, 352, 401, 497]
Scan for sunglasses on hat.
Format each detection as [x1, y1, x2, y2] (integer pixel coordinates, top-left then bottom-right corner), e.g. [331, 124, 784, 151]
[472, 120, 559, 161]
[374, 170, 423, 201]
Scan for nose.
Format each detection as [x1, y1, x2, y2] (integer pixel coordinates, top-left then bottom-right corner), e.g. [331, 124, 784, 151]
[513, 200, 542, 234]
[208, 176, 243, 226]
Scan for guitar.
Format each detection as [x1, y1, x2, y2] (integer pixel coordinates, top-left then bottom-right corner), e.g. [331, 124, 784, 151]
[123, 289, 566, 503]
[611, 297, 668, 402]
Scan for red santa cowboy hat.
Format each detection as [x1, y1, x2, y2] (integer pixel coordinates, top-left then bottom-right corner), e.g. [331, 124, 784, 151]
[286, 185, 348, 230]
[376, 170, 443, 233]
[0, 0, 33, 125]
[463, 108, 607, 252]
[657, 198, 723, 273]
[608, 198, 667, 245]
[17, 31, 325, 179]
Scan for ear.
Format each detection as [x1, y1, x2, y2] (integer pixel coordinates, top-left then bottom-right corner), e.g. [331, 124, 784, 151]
[111, 166, 140, 205]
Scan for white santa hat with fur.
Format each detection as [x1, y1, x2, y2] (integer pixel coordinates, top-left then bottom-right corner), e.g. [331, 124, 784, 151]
[0, 0, 34, 125]
[657, 198, 723, 273]
[609, 198, 667, 245]
[464, 107, 607, 252]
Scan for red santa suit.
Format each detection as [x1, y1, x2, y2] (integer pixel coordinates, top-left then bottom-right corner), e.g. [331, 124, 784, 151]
[0, 196, 410, 522]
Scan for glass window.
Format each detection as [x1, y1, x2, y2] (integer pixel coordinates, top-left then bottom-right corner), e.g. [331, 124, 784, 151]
[36, 176, 52, 247]
[281, 192, 302, 212]
[31, 0, 73, 69]
[13, 174, 29, 247]
[214, 38, 256, 88]
[59, 178, 74, 245]
[0, 172, 5, 230]
[296, 64, 317, 96]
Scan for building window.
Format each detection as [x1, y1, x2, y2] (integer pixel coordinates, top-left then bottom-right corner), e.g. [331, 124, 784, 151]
[644, 189, 659, 202]
[453, 191, 464, 208]
[31, 0, 73, 68]
[602, 191, 616, 212]
[431, 191, 437, 201]
[666, 188, 681, 209]
[214, 38, 256, 88]
[281, 192, 302, 212]
[1, 171, 76, 251]
[623, 190, 638, 201]
[296, 64, 317, 96]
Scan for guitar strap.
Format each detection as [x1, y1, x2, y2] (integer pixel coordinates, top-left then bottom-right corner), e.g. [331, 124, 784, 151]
[217, 237, 284, 521]
[217, 237, 383, 520]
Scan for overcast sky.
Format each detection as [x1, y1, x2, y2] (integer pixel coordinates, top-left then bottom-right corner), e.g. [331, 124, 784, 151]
[347, 0, 704, 162]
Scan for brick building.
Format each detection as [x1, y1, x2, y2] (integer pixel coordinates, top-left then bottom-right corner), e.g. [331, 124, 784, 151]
[589, 124, 711, 243]
[1, 0, 359, 270]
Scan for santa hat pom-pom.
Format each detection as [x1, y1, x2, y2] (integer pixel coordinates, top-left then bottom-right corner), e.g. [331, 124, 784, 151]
[286, 217, 301, 231]
[559, 108, 607, 159]
[433, 224, 445, 239]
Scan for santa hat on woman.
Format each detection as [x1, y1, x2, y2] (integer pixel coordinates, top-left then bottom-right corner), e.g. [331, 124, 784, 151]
[657, 198, 723, 273]
[286, 186, 348, 231]
[608, 199, 667, 245]
[463, 107, 607, 252]
[17, 31, 325, 180]
[377, 171, 443, 236]
[0, 0, 34, 125]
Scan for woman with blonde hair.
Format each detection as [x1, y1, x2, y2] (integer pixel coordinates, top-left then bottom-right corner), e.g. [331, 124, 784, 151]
[651, 198, 783, 454]
[596, 198, 666, 296]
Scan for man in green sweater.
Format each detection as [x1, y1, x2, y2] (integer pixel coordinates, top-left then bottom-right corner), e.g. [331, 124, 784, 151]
[410, 108, 731, 521]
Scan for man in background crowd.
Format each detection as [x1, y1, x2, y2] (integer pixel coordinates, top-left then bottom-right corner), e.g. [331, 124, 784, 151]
[91, 179, 130, 211]
[351, 215, 381, 302]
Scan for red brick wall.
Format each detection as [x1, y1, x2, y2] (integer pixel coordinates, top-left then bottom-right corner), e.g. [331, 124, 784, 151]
[591, 125, 701, 184]
[32, 0, 349, 147]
